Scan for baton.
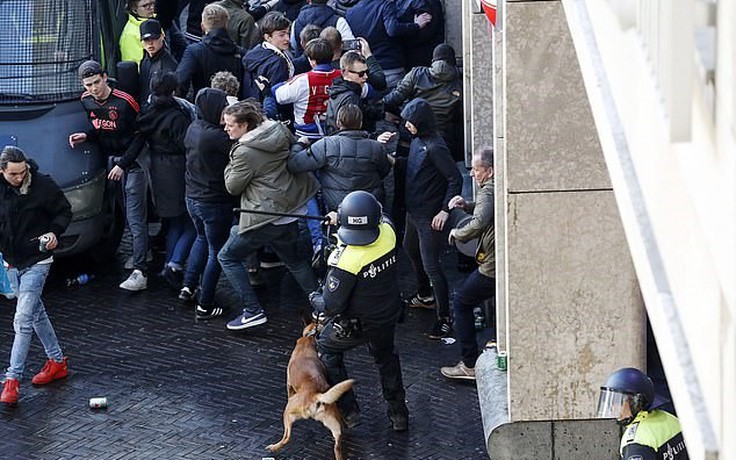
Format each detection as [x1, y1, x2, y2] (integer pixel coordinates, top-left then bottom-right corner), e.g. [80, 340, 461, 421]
[233, 208, 331, 222]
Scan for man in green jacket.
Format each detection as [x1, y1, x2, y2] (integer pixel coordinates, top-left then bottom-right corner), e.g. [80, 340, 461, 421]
[217, 100, 320, 329]
[215, 0, 261, 49]
[440, 147, 495, 381]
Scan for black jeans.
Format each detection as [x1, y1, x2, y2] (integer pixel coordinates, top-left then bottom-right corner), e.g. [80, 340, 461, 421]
[453, 269, 496, 368]
[318, 319, 406, 414]
[403, 212, 450, 319]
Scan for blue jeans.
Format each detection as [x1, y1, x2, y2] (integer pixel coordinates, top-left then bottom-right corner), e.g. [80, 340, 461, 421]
[305, 196, 325, 250]
[184, 198, 233, 306]
[453, 269, 495, 368]
[218, 223, 318, 314]
[164, 213, 196, 268]
[5, 263, 63, 380]
[403, 213, 450, 319]
[124, 167, 149, 272]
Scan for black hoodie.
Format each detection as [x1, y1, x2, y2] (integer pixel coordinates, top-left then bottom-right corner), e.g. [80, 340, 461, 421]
[400, 98, 462, 218]
[0, 160, 72, 269]
[176, 28, 244, 98]
[184, 88, 235, 203]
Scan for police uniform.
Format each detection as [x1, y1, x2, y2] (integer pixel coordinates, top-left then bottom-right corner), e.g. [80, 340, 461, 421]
[316, 221, 407, 419]
[620, 410, 689, 460]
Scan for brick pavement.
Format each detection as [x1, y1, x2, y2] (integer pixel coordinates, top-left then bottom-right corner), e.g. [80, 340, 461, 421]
[0, 245, 489, 460]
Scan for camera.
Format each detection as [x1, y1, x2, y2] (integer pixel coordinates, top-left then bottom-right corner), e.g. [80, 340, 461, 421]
[342, 39, 361, 52]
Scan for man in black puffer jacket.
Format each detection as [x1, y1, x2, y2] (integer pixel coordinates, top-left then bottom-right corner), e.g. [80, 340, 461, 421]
[177, 3, 244, 98]
[288, 103, 392, 211]
[0, 147, 72, 406]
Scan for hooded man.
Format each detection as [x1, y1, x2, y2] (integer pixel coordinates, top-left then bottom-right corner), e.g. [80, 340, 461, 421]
[398, 98, 462, 340]
[383, 43, 463, 161]
[181, 88, 236, 318]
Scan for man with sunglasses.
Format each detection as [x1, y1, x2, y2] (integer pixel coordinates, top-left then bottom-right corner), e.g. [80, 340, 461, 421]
[325, 51, 385, 135]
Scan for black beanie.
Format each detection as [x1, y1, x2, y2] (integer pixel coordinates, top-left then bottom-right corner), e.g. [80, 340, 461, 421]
[432, 44, 456, 66]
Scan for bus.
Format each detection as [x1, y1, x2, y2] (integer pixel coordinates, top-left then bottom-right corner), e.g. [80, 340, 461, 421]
[0, 0, 127, 260]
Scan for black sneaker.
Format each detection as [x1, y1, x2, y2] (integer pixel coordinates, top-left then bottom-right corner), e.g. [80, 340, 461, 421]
[195, 304, 224, 320]
[178, 286, 197, 304]
[387, 402, 409, 432]
[427, 319, 453, 340]
[405, 293, 436, 310]
[343, 406, 361, 429]
[162, 265, 183, 290]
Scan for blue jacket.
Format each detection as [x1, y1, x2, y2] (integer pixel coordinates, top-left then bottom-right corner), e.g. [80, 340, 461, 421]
[396, 0, 444, 69]
[292, 3, 339, 55]
[242, 43, 292, 100]
[346, 0, 420, 71]
[401, 98, 462, 218]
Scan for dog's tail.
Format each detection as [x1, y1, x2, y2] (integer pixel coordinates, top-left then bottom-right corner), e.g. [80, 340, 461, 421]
[318, 379, 355, 405]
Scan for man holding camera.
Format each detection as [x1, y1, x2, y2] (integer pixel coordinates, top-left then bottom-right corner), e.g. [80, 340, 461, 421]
[0, 146, 72, 406]
[325, 50, 386, 135]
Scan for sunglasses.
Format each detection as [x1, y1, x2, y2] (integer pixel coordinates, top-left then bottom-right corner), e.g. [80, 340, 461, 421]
[346, 68, 368, 78]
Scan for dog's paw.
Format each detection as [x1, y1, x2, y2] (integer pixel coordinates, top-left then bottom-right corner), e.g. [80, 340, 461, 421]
[265, 443, 281, 452]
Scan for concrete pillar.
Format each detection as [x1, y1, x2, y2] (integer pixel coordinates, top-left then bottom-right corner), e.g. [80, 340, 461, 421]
[496, 0, 646, 421]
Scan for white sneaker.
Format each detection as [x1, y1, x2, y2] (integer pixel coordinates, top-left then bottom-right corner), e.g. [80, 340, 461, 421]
[119, 270, 148, 291]
[440, 361, 476, 381]
[124, 251, 153, 270]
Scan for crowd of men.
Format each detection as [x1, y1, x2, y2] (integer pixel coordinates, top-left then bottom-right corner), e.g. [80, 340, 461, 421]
[1, 0, 497, 434]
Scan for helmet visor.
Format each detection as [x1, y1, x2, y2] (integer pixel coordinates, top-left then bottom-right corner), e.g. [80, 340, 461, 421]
[596, 388, 633, 420]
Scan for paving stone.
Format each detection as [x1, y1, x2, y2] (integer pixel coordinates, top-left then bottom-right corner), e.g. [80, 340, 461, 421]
[0, 241, 489, 459]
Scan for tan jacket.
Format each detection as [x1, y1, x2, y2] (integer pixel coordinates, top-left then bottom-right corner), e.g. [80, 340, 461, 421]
[454, 180, 495, 278]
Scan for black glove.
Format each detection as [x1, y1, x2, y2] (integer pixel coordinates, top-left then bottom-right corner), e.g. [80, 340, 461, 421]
[309, 290, 325, 313]
[254, 75, 272, 100]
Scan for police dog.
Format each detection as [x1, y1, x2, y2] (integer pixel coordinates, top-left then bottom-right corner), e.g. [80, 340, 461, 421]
[266, 322, 354, 460]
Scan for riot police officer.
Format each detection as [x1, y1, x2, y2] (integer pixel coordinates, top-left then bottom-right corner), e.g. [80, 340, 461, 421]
[597, 367, 689, 460]
[310, 191, 409, 431]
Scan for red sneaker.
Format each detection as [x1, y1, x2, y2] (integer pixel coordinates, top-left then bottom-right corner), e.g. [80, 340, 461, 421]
[1, 378, 19, 405]
[32, 358, 68, 385]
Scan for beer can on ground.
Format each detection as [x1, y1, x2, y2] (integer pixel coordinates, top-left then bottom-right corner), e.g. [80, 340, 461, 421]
[496, 351, 508, 371]
[89, 397, 108, 409]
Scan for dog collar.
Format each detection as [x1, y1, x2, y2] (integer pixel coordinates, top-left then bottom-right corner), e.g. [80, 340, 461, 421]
[305, 327, 318, 337]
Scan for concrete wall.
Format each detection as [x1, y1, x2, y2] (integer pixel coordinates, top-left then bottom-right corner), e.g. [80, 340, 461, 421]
[496, 0, 646, 422]
[561, 0, 736, 456]
[488, 418, 621, 460]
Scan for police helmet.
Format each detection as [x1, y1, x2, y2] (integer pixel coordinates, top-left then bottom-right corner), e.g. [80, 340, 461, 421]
[337, 191, 382, 246]
[596, 367, 655, 425]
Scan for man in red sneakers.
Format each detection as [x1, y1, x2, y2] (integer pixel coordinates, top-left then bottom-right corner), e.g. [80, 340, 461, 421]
[0, 146, 72, 405]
